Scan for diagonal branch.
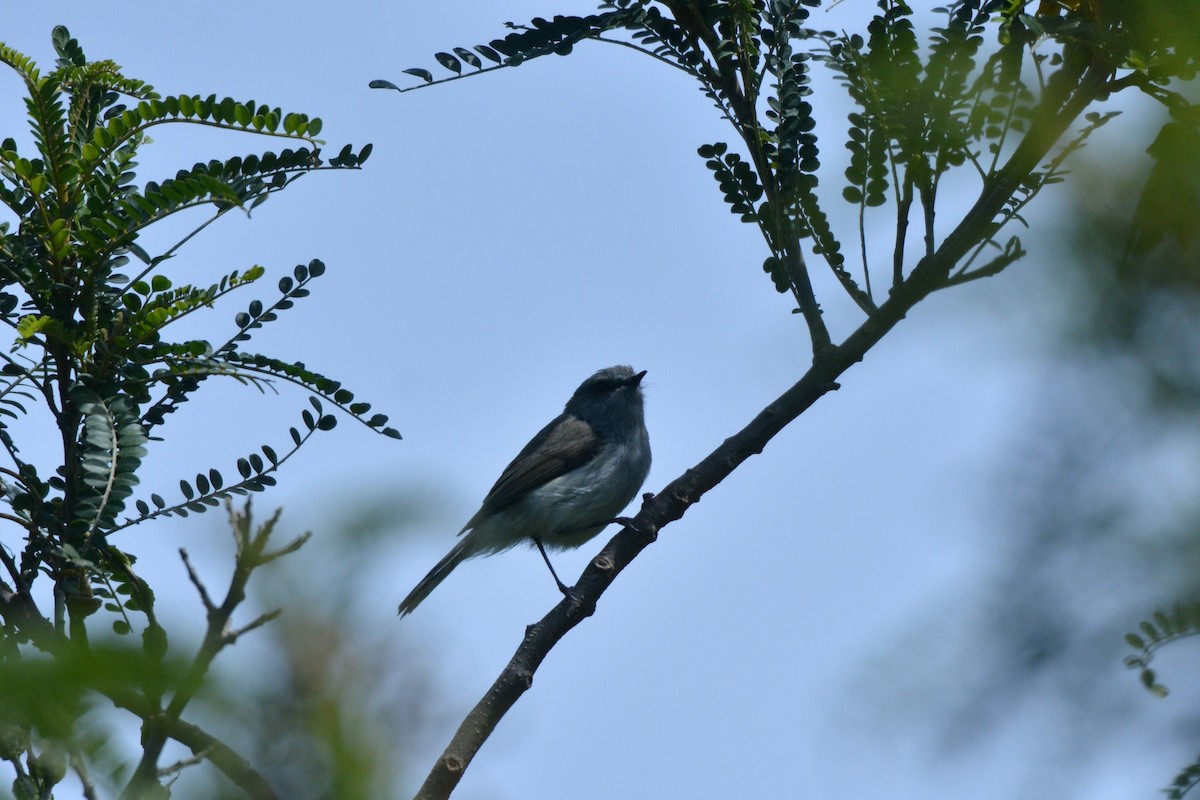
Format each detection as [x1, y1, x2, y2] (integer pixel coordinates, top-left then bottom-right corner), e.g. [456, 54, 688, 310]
[106, 688, 279, 800]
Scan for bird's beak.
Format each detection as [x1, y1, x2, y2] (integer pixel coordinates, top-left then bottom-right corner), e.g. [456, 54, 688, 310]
[631, 370, 647, 385]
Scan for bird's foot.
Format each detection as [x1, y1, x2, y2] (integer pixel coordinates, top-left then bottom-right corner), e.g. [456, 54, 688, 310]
[556, 579, 583, 607]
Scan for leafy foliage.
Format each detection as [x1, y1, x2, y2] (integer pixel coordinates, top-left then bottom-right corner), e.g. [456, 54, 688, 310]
[0, 26, 394, 797]
[376, 0, 1196, 313]
[70, 385, 146, 537]
[369, 10, 647, 92]
[1123, 603, 1200, 698]
[1165, 754, 1200, 800]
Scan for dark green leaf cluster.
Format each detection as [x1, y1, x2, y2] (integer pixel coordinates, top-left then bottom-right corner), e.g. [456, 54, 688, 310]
[222, 259, 325, 354]
[824, 2, 999, 209]
[1165, 755, 1200, 800]
[0, 28, 391, 653]
[763, 6, 819, 181]
[91, 545, 162, 642]
[972, 37, 1034, 157]
[120, 400, 339, 528]
[218, 351, 401, 438]
[121, 259, 399, 441]
[698, 142, 762, 223]
[375, 1, 843, 294]
[699, 140, 793, 291]
[1122, 603, 1200, 699]
[757, 2, 849, 296]
[371, 9, 647, 91]
[1002, 1, 1200, 87]
[376, 0, 1198, 328]
[70, 385, 146, 536]
[624, 4, 705, 71]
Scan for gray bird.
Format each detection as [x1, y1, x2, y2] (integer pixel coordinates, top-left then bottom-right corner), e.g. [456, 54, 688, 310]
[398, 365, 651, 616]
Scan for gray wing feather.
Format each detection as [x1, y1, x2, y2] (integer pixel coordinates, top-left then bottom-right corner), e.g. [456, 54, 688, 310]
[460, 413, 598, 532]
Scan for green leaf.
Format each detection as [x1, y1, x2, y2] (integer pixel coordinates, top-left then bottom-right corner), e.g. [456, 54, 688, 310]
[453, 47, 482, 69]
[402, 68, 434, 83]
[435, 52, 463, 74]
[475, 45, 502, 63]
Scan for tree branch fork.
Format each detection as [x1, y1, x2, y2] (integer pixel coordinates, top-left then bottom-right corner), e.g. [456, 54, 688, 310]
[0, 502, 302, 800]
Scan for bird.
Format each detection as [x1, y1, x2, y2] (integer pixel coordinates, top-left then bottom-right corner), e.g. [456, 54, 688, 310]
[398, 365, 651, 617]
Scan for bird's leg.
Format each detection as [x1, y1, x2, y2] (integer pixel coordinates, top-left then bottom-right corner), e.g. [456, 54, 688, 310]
[533, 537, 575, 601]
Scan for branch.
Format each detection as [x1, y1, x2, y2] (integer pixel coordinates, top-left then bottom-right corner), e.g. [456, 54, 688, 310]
[123, 205, 232, 289]
[106, 689, 279, 800]
[893, 175, 913, 287]
[0, 539, 25, 590]
[781, 243, 832, 354]
[120, 502, 300, 799]
[158, 749, 210, 778]
[180, 547, 217, 613]
[941, 238, 1027, 288]
[70, 751, 100, 800]
[414, 51, 1118, 800]
[0, 584, 279, 798]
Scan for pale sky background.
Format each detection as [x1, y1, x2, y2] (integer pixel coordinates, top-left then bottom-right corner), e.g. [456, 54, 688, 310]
[1, 3, 1191, 799]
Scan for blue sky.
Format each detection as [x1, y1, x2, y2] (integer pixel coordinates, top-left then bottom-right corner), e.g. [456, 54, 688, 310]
[1, 3, 1186, 799]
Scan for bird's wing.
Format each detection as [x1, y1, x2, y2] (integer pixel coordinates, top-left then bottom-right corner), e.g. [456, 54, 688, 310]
[460, 413, 599, 532]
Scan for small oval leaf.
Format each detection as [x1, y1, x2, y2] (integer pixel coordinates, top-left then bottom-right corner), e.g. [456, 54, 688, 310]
[402, 68, 434, 83]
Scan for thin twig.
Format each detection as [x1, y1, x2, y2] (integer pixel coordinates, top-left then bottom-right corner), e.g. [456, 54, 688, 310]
[158, 748, 211, 778]
[0, 541, 24, 590]
[893, 176, 913, 287]
[941, 239, 1027, 288]
[107, 689, 279, 800]
[124, 207, 231, 289]
[71, 751, 100, 800]
[779, 244, 832, 354]
[593, 35, 701, 77]
[920, 182, 936, 258]
[180, 548, 217, 613]
[226, 609, 282, 644]
[858, 197, 872, 301]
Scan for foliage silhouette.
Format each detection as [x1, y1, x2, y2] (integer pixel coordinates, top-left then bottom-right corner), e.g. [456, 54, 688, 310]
[0, 25, 393, 798]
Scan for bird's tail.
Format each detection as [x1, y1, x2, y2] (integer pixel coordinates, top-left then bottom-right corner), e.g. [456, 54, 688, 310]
[398, 536, 474, 617]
